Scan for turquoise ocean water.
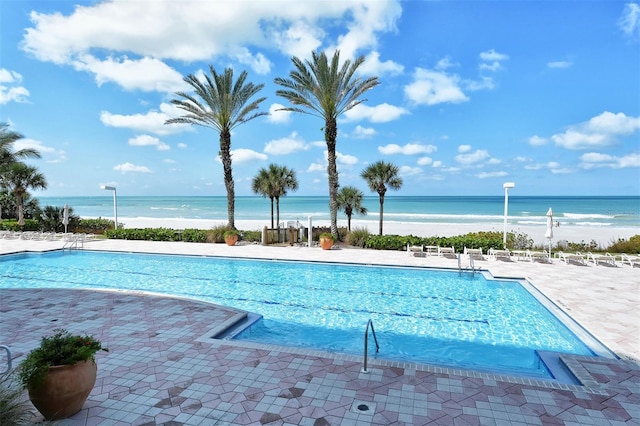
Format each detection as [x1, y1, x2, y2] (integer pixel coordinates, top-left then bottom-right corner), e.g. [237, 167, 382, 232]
[38, 195, 639, 229]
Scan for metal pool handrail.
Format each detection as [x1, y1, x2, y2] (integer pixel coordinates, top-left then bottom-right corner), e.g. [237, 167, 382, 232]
[1, 345, 11, 375]
[361, 319, 380, 374]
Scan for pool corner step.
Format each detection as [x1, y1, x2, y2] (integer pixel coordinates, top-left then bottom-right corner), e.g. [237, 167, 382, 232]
[212, 312, 263, 340]
[536, 351, 581, 385]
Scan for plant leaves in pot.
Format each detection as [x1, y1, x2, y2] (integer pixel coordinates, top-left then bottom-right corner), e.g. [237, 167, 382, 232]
[17, 328, 108, 420]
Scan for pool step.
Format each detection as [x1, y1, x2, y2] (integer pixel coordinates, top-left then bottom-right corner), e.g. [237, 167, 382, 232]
[536, 351, 581, 385]
[212, 312, 263, 340]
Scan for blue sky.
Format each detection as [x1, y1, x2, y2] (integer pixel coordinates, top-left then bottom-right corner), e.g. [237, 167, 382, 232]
[1, 0, 639, 198]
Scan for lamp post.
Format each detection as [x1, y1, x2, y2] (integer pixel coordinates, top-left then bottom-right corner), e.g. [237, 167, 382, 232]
[502, 182, 515, 249]
[100, 185, 118, 229]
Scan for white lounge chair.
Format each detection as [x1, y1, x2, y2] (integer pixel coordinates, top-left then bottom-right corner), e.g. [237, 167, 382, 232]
[464, 247, 484, 260]
[488, 248, 512, 261]
[557, 251, 588, 266]
[525, 250, 551, 263]
[586, 252, 617, 267]
[438, 246, 456, 258]
[619, 254, 640, 268]
[406, 244, 424, 257]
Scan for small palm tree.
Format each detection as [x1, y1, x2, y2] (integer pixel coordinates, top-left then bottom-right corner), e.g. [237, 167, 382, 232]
[275, 50, 379, 239]
[1, 162, 47, 228]
[166, 66, 267, 229]
[336, 186, 367, 232]
[252, 164, 298, 230]
[361, 161, 402, 235]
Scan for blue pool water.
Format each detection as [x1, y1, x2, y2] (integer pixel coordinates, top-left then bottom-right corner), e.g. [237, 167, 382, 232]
[0, 250, 597, 378]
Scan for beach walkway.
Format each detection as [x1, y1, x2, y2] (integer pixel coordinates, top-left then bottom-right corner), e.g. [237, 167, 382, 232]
[0, 239, 638, 425]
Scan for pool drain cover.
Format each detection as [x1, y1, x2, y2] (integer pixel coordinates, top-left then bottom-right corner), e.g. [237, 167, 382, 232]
[357, 404, 369, 412]
[351, 400, 376, 415]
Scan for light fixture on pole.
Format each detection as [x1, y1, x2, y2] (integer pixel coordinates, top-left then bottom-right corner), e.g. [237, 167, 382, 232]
[100, 185, 118, 229]
[502, 182, 515, 249]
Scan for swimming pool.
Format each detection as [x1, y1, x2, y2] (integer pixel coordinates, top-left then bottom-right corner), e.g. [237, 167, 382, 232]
[0, 250, 603, 379]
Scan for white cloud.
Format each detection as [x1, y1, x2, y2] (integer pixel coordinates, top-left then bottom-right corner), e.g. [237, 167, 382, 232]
[114, 162, 151, 173]
[404, 67, 469, 106]
[307, 162, 325, 173]
[400, 165, 422, 176]
[455, 149, 490, 164]
[435, 57, 458, 70]
[264, 132, 309, 155]
[378, 143, 437, 155]
[552, 111, 640, 150]
[20, 0, 402, 84]
[128, 134, 170, 151]
[618, 2, 640, 41]
[352, 125, 376, 138]
[101, 103, 191, 135]
[529, 135, 548, 146]
[14, 138, 66, 163]
[267, 103, 292, 124]
[177, 142, 187, 149]
[547, 61, 573, 69]
[417, 156, 433, 166]
[344, 102, 409, 123]
[230, 148, 268, 163]
[580, 152, 640, 169]
[476, 171, 508, 179]
[336, 151, 358, 165]
[0, 69, 29, 104]
[479, 49, 509, 62]
[73, 54, 186, 93]
[359, 51, 404, 76]
[458, 144, 472, 153]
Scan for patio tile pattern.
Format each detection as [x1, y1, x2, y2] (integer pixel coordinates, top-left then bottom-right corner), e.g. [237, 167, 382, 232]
[1, 288, 638, 425]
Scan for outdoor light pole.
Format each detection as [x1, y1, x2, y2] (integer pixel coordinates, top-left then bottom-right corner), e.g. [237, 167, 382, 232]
[101, 185, 118, 229]
[502, 182, 515, 249]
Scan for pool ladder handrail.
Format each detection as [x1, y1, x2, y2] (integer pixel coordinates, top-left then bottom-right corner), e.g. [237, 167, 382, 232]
[458, 253, 477, 273]
[361, 319, 380, 374]
[1, 345, 12, 375]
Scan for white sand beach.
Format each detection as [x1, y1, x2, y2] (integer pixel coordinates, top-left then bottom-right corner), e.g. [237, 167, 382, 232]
[117, 216, 637, 248]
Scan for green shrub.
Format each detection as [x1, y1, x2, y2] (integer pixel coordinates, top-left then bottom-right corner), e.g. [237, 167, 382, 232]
[363, 231, 509, 252]
[0, 219, 39, 231]
[242, 230, 262, 243]
[345, 227, 371, 247]
[181, 228, 208, 243]
[76, 217, 115, 234]
[105, 227, 180, 241]
[0, 372, 33, 425]
[606, 235, 640, 253]
[207, 224, 230, 243]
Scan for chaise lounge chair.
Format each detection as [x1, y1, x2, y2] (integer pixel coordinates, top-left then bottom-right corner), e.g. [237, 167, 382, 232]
[406, 244, 424, 257]
[557, 251, 588, 266]
[488, 248, 512, 261]
[464, 247, 485, 260]
[619, 254, 640, 268]
[586, 252, 617, 267]
[525, 250, 552, 263]
[438, 246, 456, 258]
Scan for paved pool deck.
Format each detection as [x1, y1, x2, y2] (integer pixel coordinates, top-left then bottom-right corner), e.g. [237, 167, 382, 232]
[0, 238, 638, 425]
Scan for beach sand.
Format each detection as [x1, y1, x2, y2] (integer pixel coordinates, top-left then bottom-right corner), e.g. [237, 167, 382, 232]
[118, 217, 638, 248]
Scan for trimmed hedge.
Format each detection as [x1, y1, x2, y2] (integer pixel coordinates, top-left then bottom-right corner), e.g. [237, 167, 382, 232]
[363, 231, 505, 252]
[0, 219, 40, 231]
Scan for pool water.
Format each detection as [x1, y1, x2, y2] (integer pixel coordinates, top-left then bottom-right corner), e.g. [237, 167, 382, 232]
[0, 250, 596, 378]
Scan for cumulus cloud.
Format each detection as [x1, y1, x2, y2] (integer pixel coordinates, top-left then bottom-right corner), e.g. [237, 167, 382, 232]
[128, 134, 170, 151]
[20, 0, 402, 88]
[14, 138, 66, 163]
[551, 111, 640, 149]
[399, 165, 422, 176]
[524, 162, 571, 174]
[267, 103, 292, 124]
[264, 132, 309, 155]
[0, 69, 29, 104]
[580, 152, 640, 169]
[101, 103, 191, 135]
[307, 162, 325, 173]
[336, 151, 358, 165]
[344, 102, 409, 123]
[479, 49, 509, 72]
[618, 2, 640, 41]
[230, 148, 268, 163]
[455, 148, 490, 164]
[458, 145, 472, 153]
[404, 67, 469, 106]
[547, 61, 573, 69]
[114, 162, 151, 173]
[352, 125, 376, 138]
[529, 135, 548, 146]
[359, 51, 404, 76]
[378, 143, 437, 155]
[476, 171, 508, 179]
[417, 156, 433, 166]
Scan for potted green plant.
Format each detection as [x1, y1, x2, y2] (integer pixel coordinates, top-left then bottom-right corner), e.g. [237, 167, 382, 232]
[223, 229, 240, 246]
[17, 329, 108, 420]
[319, 232, 335, 250]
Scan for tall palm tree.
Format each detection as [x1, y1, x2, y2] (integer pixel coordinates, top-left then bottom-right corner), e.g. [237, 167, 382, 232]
[1, 162, 47, 228]
[166, 66, 267, 229]
[251, 164, 299, 230]
[336, 186, 367, 232]
[0, 123, 41, 221]
[361, 161, 402, 235]
[275, 50, 379, 239]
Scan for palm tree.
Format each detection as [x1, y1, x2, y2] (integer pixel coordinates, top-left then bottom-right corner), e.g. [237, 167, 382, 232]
[336, 186, 367, 232]
[166, 66, 267, 229]
[1, 162, 47, 228]
[0, 123, 41, 221]
[275, 50, 379, 239]
[251, 164, 298, 230]
[361, 161, 402, 235]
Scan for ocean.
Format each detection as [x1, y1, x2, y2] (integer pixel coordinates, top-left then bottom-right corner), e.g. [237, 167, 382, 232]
[37, 195, 640, 229]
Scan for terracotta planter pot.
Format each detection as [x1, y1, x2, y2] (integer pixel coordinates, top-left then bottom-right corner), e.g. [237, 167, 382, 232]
[319, 237, 334, 250]
[225, 235, 238, 246]
[28, 360, 97, 420]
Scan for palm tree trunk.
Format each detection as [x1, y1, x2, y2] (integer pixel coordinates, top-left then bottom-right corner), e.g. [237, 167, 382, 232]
[347, 214, 352, 232]
[220, 130, 235, 229]
[378, 194, 384, 235]
[325, 118, 339, 239]
[276, 197, 281, 242]
[270, 197, 274, 229]
[16, 193, 24, 228]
